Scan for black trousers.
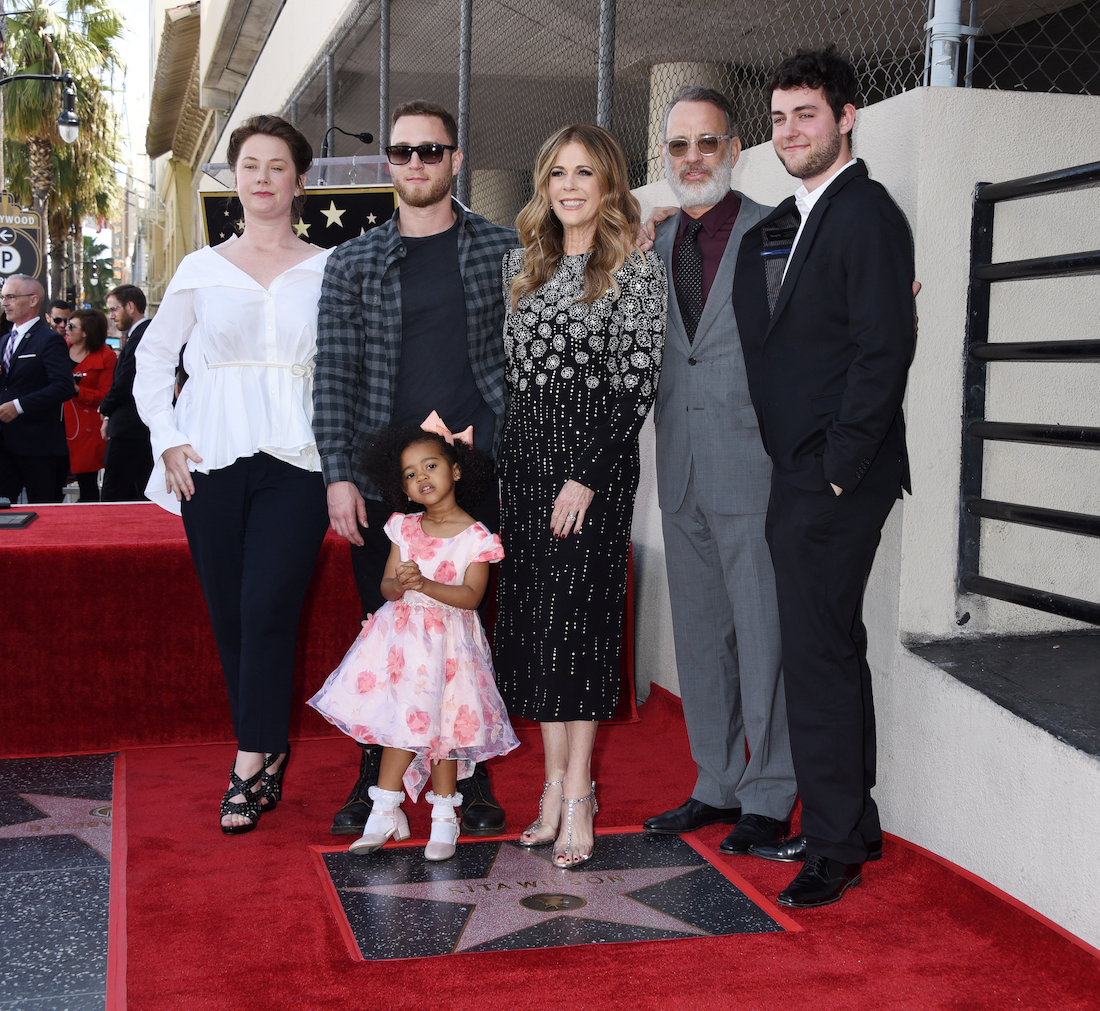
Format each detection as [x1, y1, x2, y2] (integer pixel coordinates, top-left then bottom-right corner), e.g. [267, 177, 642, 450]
[765, 472, 898, 865]
[101, 436, 153, 502]
[348, 479, 500, 620]
[181, 453, 330, 753]
[0, 446, 65, 503]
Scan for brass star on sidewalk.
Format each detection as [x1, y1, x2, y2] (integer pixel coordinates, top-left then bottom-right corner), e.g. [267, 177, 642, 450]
[343, 843, 707, 953]
[0, 794, 112, 859]
[321, 200, 347, 228]
[293, 218, 311, 237]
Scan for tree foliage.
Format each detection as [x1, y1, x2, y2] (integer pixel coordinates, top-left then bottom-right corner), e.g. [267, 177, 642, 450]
[3, 0, 124, 294]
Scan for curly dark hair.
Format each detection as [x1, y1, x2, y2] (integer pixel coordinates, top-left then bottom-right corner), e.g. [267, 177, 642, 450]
[767, 46, 858, 123]
[363, 425, 494, 513]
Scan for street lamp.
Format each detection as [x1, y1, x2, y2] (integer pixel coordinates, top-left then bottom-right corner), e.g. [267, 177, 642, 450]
[0, 68, 80, 144]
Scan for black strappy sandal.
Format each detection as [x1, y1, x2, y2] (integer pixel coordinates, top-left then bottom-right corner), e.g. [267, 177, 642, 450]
[220, 764, 263, 835]
[260, 746, 291, 812]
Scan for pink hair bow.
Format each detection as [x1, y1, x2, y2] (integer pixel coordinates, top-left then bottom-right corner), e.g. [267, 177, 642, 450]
[421, 410, 474, 449]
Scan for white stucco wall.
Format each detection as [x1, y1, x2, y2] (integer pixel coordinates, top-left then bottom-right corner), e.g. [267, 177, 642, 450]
[631, 87, 1100, 948]
[207, 1, 359, 162]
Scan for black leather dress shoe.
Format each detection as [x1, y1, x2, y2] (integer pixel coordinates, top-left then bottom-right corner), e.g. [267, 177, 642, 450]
[718, 814, 791, 854]
[750, 833, 883, 863]
[457, 763, 506, 835]
[776, 854, 862, 908]
[330, 744, 383, 835]
[643, 798, 742, 835]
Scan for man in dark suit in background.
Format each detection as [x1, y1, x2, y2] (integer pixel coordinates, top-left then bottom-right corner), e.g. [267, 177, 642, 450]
[733, 48, 916, 908]
[0, 274, 76, 503]
[100, 285, 154, 501]
[46, 300, 72, 337]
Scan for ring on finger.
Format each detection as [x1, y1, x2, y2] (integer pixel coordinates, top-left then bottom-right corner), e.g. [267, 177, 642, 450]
[567, 513, 577, 520]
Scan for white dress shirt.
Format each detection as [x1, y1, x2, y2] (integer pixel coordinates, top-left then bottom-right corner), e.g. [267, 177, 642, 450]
[134, 238, 333, 514]
[782, 157, 858, 282]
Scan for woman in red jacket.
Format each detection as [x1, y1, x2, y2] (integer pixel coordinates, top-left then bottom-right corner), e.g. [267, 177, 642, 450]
[65, 308, 116, 501]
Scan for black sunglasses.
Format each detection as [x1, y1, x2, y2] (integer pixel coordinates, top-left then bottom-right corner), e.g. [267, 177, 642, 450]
[385, 143, 457, 166]
[50, 316, 68, 325]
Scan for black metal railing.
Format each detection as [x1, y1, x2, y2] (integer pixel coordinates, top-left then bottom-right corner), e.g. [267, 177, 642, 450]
[959, 160, 1100, 625]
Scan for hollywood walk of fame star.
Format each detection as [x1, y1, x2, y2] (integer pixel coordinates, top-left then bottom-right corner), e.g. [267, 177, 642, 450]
[294, 218, 311, 237]
[342, 843, 709, 953]
[321, 200, 347, 228]
[0, 794, 112, 859]
[366, 212, 377, 224]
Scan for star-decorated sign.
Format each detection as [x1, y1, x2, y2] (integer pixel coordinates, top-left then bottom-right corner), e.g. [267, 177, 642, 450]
[201, 186, 396, 249]
[0, 793, 112, 859]
[317, 831, 785, 960]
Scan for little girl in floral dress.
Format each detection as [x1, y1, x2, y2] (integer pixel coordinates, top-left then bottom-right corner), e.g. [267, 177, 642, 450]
[309, 423, 519, 861]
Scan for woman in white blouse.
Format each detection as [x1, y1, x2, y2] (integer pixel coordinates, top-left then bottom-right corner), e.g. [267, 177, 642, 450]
[134, 116, 332, 834]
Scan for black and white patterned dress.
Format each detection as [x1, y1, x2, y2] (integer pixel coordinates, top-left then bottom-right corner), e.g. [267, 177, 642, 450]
[494, 247, 667, 720]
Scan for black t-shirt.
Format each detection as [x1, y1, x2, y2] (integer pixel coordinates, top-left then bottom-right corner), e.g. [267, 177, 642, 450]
[390, 219, 496, 457]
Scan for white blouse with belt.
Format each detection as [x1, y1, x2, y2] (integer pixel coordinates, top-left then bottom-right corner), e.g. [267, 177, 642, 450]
[133, 239, 333, 514]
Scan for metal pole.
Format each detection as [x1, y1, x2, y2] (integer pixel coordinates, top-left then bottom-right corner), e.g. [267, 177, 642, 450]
[325, 52, 336, 151]
[456, 0, 472, 206]
[964, 0, 977, 88]
[927, 0, 963, 87]
[597, 0, 616, 130]
[379, 0, 390, 150]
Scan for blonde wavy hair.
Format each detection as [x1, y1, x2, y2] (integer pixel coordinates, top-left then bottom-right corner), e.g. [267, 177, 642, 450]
[510, 124, 642, 309]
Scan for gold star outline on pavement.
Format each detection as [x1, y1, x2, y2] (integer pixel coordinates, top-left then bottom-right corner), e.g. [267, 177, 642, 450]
[321, 200, 347, 228]
[0, 793, 113, 859]
[343, 843, 708, 953]
[293, 218, 311, 237]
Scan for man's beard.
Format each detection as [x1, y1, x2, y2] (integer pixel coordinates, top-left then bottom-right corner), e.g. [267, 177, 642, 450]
[776, 123, 842, 182]
[665, 152, 733, 209]
[393, 170, 454, 209]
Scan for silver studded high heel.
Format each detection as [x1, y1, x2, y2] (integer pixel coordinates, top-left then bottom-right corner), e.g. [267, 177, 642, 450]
[552, 782, 598, 870]
[518, 779, 563, 848]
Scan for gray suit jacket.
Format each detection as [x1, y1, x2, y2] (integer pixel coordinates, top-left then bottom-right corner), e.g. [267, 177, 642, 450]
[652, 192, 773, 515]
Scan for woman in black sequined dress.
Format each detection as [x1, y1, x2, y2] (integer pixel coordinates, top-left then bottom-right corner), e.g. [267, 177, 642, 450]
[494, 124, 667, 868]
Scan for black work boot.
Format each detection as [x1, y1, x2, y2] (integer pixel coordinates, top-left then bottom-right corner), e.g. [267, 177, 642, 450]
[330, 744, 383, 834]
[457, 762, 506, 835]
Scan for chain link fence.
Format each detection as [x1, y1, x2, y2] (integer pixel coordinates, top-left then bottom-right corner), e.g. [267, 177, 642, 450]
[282, 0, 1100, 226]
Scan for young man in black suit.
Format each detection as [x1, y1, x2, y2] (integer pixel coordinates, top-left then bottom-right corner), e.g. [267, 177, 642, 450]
[100, 285, 154, 501]
[733, 49, 916, 908]
[0, 274, 76, 503]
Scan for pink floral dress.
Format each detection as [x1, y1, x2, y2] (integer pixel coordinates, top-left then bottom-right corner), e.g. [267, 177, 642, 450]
[308, 513, 520, 800]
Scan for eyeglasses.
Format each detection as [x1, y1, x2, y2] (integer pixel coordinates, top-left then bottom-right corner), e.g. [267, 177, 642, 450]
[664, 135, 732, 158]
[66, 321, 80, 331]
[385, 143, 457, 165]
[50, 316, 68, 325]
[0, 293, 33, 302]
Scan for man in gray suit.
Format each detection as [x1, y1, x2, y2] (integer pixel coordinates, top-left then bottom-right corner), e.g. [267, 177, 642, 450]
[642, 87, 797, 852]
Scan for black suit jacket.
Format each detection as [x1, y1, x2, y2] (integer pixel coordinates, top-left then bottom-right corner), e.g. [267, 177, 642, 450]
[100, 318, 151, 439]
[733, 160, 915, 496]
[0, 317, 76, 457]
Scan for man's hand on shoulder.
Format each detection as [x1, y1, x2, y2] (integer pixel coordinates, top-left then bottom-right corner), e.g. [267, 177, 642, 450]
[636, 206, 680, 250]
[328, 480, 367, 545]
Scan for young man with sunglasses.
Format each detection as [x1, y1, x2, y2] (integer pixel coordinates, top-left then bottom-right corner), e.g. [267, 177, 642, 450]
[47, 300, 72, 338]
[641, 87, 797, 856]
[314, 99, 516, 838]
[0, 275, 76, 502]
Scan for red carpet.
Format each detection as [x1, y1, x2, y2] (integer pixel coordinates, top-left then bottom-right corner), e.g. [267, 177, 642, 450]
[0, 504, 635, 757]
[115, 687, 1100, 1010]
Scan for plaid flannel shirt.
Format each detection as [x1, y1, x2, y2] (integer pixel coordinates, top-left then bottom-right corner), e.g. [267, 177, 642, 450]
[313, 199, 518, 497]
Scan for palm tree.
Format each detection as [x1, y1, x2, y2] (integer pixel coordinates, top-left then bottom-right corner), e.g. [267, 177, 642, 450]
[2, 0, 123, 294]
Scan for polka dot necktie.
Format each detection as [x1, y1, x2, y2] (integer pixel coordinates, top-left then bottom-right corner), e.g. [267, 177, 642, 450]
[676, 218, 704, 344]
